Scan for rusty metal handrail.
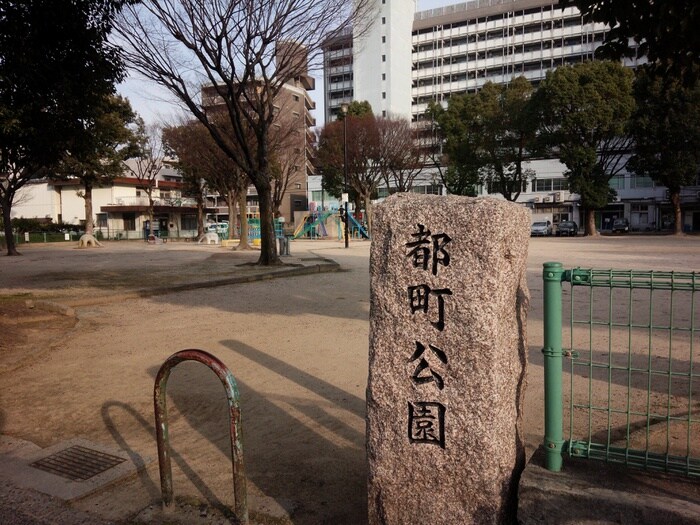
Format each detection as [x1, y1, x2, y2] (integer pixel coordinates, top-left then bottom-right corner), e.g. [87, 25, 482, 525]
[154, 349, 247, 524]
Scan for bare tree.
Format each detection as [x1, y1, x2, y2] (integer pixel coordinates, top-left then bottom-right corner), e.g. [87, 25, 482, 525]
[115, 0, 374, 265]
[422, 103, 450, 193]
[124, 120, 164, 237]
[377, 116, 424, 193]
[350, 116, 382, 235]
[198, 130, 251, 248]
[163, 119, 252, 249]
[162, 122, 206, 236]
[317, 113, 382, 234]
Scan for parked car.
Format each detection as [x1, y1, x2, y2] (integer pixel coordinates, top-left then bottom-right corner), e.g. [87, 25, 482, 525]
[530, 220, 552, 237]
[206, 222, 229, 234]
[611, 218, 629, 233]
[556, 221, 578, 237]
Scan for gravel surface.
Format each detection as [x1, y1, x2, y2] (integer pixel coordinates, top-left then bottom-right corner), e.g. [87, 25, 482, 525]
[0, 235, 698, 524]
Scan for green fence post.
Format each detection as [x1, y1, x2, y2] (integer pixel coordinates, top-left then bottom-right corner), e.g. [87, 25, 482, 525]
[543, 261, 565, 471]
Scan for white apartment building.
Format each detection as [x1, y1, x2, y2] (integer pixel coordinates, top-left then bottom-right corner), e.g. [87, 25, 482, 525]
[324, 1, 417, 123]
[354, 0, 416, 120]
[411, 0, 630, 121]
[320, 0, 700, 232]
[11, 162, 208, 239]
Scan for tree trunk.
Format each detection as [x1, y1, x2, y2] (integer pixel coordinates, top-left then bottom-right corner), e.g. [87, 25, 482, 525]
[236, 190, 251, 250]
[585, 208, 598, 236]
[84, 181, 94, 236]
[196, 193, 205, 237]
[256, 179, 279, 265]
[147, 190, 155, 237]
[364, 194, 372, 237]
[227, 189, 236, 240]
[671, 191, 684, 235]
[1, 199, 20, 256]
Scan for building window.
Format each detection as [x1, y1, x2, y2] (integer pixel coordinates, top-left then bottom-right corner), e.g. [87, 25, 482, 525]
[123, 212, 136, 231]
[534, 179, 551, 192]
[181, 214, 197, 231]
[533, 178, 568, 192]
[382, 17, 385, 24]
[382, 73, 386, 80]
[96, 213, 107, 228]
[412, 184, 442, 195]
[382, 55, 386, 62]
[382, 36, 386, 43]
[552, 178, 568, 191]
[631, 175, 654, 188]
[382, 110, 387, 117]
[609, 175, 625, 189]
[382, 92, 386, 99]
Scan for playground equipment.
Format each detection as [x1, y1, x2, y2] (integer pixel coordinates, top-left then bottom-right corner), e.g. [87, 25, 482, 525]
[344, 210, 370, 240]
[293, 210, 369, 240]
[293, 211, 333, 239]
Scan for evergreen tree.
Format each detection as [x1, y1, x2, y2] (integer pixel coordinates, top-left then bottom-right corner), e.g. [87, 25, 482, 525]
[0, 0, 127, 255]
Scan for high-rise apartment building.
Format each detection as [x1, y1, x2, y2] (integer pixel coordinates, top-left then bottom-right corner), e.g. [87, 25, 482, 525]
[317, 0, 700, 232]
[323, 27, 354, 122]
[410, 0, 638, 121]
[324, 1, 417, 123]
[354, 0, 416, 120]
[323, 0, 640, 122]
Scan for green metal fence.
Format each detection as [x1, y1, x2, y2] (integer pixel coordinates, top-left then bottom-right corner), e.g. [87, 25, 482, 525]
[543, 262, 700, 477]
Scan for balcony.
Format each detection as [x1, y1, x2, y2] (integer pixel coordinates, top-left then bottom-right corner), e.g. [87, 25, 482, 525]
[114, 196, 195, 207]
[305, 112, 316, 127]
[306, 127, 316, 143]
[304, 92, 316, 111]
[298, 74, 315, 92]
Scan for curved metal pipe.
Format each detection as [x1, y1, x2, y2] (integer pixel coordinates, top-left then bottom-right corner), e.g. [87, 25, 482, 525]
[154, 349, 247, 524]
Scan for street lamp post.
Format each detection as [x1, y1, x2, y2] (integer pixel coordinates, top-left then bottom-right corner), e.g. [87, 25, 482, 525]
[341, 103, 349, 249]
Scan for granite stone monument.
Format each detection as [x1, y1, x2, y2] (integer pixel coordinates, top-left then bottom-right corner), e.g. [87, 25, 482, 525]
[368, 193, 530, 524]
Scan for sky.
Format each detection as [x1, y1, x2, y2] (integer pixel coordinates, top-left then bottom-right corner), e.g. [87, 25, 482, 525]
[116, 0, 458, 127]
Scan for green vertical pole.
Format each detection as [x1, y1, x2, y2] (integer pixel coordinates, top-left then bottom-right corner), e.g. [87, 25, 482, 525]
[543, 262, 565, 471]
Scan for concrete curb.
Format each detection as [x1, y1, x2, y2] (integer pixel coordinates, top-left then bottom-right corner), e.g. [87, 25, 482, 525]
[518, 447, 700, 524]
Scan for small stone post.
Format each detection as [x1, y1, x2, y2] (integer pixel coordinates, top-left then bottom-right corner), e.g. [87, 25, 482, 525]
[368, 193, 530, 524]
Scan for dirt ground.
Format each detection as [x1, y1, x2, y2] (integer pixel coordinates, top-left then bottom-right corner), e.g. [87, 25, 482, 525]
[0, 234, 698, 524]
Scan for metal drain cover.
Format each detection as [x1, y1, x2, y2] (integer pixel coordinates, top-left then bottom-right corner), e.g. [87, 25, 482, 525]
[30, 445, 126, 481]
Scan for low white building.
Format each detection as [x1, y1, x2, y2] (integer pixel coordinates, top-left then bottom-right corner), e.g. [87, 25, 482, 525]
[11, 165, 208, 239]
